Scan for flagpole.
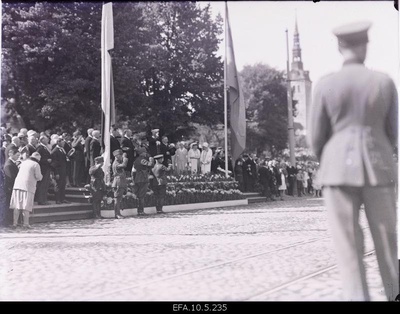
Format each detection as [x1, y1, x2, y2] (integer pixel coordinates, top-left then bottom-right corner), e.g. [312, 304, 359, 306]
[224, 2, 229, 178]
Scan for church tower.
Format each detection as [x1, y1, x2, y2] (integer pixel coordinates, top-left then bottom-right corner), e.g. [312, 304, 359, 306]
[289, 17, 312, 135]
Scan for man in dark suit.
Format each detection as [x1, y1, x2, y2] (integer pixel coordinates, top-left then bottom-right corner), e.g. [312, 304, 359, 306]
[90, 130, 102, 167]
[148, 128, 160, 157]
[133, 146, 154, 216]
[24, 135, 37, 157]
[110, 126, 121, 164]
[308, 21, 398, 301]
[36, 135, 52, 205]
[84, 128, 94, 183]
[51, 137, 69, 204]
[120, 129, 135, 174]
[3, 147, 20, 226]
[5, 136, 21, 159]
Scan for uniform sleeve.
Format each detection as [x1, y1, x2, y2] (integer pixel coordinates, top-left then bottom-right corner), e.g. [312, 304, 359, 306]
[307, 79, 332, 160]
[385, 77, 398, 148]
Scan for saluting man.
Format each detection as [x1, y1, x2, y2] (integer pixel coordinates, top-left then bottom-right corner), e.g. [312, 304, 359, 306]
[151, 154, 172, 213]
[112, 149, 127, 219]
[308, 21, 398, 301]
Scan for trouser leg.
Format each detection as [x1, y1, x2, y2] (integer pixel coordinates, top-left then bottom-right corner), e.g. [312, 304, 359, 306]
[324, 186, 369, 301]
[363, 185, 399, 301]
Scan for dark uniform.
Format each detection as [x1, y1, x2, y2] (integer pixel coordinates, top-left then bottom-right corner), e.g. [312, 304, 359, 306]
[133, 147, 154, 215]
[121, 135, 135, 173]
[151, 154, 172, 213]
[308, 21, 398, 301]
[36, 142, 52, 205]
[111, 149, 127, 219]
[89, 156, 106, 218]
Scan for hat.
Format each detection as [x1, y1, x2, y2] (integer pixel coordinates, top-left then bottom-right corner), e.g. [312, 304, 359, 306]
[17, 132, 25, 138]
[154, 154, 164, 160]
[39, 135, 48, 141]
[190, 142, 198, 148]
[94, 156, 104, 164]
[202, 142, 209, 148]
[31, 152, 41, 161]
[27, 130, 37, 137]
[151, 128, 159, 133]
[113, 149, 123, 156]
[333, 21, 372, 48]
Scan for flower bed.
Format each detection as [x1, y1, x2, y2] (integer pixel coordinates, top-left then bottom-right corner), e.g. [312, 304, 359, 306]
[98, 173, 245, 210]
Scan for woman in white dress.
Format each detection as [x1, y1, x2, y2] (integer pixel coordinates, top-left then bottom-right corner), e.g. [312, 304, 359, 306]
[278, 167, 287, 200]
[10, 152, 43, 229]
[175, 142, 188, 175]
[187, 143, 201, 174]
[200, 142, 212, 174]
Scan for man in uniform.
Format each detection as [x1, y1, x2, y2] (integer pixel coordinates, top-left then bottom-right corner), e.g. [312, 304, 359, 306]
[133, 146, 154, 216]
[110, 125, 121, 164]
[148, 128, 161, 157]
[111, 149, 127, 219]
[308, 21, 398, 301]
[151, 154, 172, 213]
[121, 129, 135, 174]
[84, 128, 94, 183]
[89, 156, 106, 219]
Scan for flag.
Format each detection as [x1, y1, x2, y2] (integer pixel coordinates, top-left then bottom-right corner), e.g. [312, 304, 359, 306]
[101, 2, 115, 183]
[225, 3, 246, 162]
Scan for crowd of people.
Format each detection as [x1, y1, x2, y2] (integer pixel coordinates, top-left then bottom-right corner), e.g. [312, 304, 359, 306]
[0, 125, 320, 227]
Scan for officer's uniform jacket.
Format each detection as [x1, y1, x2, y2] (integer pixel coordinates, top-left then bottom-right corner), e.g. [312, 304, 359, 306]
[308, 60, 398, 186]
[111, 157, 128, 188]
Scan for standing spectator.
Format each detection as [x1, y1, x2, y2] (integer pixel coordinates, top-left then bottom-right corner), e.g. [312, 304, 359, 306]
[1, 137, 11, 169]
[175, 141, 188, 175]
[84, 128, 94, 183]
[151, 154, 172, 213]
[148, 128, 161, 157]
[10, 152, 42, 229]
[160, 136, 174, 167]
[51, 137, 69, 204]
[200, 142, 212, 174]
[110, 125, 121, 164]
[258, 160, 275, 201]
[243, 154, 256, 192]
[278, 167, 287, 200]
[234, 155, 244, 191]
[111, 149, 127, 219]
[169, 143, 176, 172]
[5, 136, 21, 159]
[3, 147, 20, 226]
[302, 167, 309, 195]
[25, 135, 38, 157]
[187, 142, 201, 174]
[90, 130, 102, 167]
[286, 162, 297, 196]
[62, 132, 73, 188]
[296, 166, 304, 197]
[88, 156, 107, 219]
[133, 146, 154, 216]
[71, 130, 85, 187]
[308, 21, 398, 301]
[121, 129, 135, 174]
[36, 135, 52, 205]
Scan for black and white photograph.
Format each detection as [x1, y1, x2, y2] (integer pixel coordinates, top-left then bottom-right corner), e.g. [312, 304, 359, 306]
[0, 0, 399, 304]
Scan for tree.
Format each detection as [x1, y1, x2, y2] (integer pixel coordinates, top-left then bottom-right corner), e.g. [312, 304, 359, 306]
[2, 2, 224, 135]
[112, 2, 224, 135]
[240, 63, 289, 155]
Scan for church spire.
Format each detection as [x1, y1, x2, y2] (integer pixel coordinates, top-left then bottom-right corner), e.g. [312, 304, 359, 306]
[292, 14, 303, 70]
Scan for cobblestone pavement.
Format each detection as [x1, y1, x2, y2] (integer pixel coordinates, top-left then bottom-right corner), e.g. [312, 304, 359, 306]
[0, 196, 388, 302]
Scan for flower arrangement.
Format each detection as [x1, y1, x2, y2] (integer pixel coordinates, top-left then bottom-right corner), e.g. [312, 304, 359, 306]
[92, 172, 244, 210]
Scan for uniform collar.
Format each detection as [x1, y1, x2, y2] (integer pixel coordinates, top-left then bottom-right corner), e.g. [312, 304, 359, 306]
[343, 59, 364, 66]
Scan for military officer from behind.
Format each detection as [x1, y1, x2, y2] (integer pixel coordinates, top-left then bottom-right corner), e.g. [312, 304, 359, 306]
[308, 21, 398, 301]
[112, 149, 128, 219]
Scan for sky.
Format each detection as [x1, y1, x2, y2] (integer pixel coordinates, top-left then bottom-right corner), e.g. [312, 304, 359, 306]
[203, 1, 399, 84]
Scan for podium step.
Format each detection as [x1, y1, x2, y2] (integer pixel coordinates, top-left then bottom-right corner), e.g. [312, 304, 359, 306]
[31, 202, 93, 224]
